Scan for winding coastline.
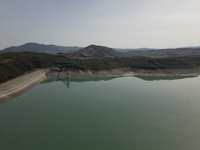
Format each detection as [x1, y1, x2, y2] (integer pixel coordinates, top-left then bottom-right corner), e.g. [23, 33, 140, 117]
[1, 67, 200, 104]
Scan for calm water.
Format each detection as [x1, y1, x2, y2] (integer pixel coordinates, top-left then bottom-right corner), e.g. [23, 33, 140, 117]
[1, 76, 200, 150]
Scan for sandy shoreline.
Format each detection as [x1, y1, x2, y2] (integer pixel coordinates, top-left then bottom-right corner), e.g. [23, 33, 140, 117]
[1, 67, 200, 104]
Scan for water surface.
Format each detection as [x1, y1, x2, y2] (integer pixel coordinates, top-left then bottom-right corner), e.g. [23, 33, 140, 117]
[1, 76, 200, 150]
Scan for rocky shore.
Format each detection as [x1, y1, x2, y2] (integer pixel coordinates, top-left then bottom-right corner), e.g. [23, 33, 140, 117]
[47, 67, 200, 78]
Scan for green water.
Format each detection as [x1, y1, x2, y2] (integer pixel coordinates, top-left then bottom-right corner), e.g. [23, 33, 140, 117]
[1, 76, 200, 150]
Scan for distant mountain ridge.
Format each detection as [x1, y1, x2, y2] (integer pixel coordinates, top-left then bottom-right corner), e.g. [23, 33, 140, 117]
[114, 48, 155, 52]
[1, 43, 200, 57]
[62, 45, 122, 57]
[61, 45, 200, 58]
[0, 43, 82, 54]
[122, 47, 200, 57]
[114, 46, 200, 52]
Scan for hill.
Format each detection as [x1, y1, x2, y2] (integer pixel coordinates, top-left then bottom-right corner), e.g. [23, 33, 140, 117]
[1, 43, 82, 54]
[114, 46, 200, 52]
[61, 45, 122, 57]
[1, 51, 200, 83]
[114, 48, 155, 52]
[1, 43, 200, 57]
[122, 48, 200, 57]
[0, 52, 74, 83]
[60, 45, 200, 58]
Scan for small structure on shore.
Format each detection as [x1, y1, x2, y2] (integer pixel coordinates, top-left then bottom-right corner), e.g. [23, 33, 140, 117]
[57, 66, 70, 79]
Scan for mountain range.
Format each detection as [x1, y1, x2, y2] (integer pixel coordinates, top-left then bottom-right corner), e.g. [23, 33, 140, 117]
[0, 43, 82, 54]
[1, 43, 200, 57]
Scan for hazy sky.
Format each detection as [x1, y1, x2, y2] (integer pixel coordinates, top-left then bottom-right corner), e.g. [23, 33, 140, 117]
[0, 0, 200, 49]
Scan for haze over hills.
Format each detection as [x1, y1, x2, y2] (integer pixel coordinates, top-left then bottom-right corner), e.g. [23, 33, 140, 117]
[0, 43, 82, 54]
[121, 47, 200, 57]
[1, 42, 200, 57]
[113, 48, 155, 52]
[61, 45, 200, 58]
[114, 46, 200, 52]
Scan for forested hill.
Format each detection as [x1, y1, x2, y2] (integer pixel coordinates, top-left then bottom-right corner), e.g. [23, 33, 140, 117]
[1, 52, 200, 83]
[0, 43, 82, 54]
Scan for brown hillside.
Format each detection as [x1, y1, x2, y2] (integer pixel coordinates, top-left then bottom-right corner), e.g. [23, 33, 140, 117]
[62, 45, 122, 58]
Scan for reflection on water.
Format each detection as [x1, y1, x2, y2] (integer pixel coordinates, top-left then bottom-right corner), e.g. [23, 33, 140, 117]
[1, 76, 200, 150]
[42, 75, 197, 88]
[41, 76, 121, 88]
[134, 75, 197, 81]
[59, 79, 70, 88]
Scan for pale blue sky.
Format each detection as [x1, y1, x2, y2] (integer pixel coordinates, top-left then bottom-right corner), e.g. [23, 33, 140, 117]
[0, 0, 200, 49]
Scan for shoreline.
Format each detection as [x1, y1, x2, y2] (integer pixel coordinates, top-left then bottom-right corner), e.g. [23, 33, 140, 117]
[47, 67, 200, 78]
[1, 67, 200, 104]
[0, 69, 49, 104]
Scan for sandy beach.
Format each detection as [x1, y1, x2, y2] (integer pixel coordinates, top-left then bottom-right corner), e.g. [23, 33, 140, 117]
[1, 67, 200, 104]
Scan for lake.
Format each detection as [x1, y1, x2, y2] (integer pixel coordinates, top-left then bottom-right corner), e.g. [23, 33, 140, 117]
[1, 76, 200, 150]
